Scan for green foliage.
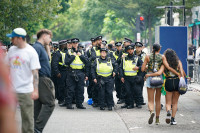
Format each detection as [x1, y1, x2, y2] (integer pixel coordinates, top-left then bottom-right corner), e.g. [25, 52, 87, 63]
[0, 0, 60, 42]
[101, 10, 133, 41]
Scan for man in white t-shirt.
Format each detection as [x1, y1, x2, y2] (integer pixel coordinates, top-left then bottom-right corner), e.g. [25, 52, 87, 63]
[6, 28, 41, 133]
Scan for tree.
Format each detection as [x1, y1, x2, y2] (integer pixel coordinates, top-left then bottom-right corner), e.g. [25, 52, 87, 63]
[0, 0, 60, 42]
[101, 10, 133, 41]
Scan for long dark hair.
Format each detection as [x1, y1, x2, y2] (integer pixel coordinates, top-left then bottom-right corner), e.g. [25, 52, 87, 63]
[152, 43, 161, 70]
[164, 49, 179, 69]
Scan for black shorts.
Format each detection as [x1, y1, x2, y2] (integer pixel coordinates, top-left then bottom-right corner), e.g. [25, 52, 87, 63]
[165, 77, 179, 92]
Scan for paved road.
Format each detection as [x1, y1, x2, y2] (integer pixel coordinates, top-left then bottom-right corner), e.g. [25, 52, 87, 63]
[16, 83, 200, 133]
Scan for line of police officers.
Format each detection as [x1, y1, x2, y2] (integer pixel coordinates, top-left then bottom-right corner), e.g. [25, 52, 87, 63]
[50, 36, 147, 111]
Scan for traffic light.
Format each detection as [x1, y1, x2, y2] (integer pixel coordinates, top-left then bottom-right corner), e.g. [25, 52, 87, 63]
[139, 16, 145, 31]
[167, 10, 174, 26]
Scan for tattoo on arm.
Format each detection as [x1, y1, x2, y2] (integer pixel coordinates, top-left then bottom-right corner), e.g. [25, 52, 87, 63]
[32, 70, 39, 89]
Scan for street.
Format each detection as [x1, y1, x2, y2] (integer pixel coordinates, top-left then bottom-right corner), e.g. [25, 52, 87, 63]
[16, 83, 200, 133]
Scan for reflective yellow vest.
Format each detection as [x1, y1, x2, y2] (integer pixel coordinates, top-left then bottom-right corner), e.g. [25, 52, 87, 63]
[123, 57, 138, 76]
[96, 58, 113, 77]
[70, 50, 84, 69]
[113, 51, 119, 60]
[59, 51, 67, 67]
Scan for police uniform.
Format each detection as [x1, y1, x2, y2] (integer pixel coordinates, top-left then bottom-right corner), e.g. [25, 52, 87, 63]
[87, 36, 102, 107]
[119, 45, 143, 109]
[134, 42, 146, 106]
[65, 38, 89, 109]
[91, 48, 118, 110]
[113, 42, 124, 104]
[51, 40, 68, 106]
[86, 38, 96, 99]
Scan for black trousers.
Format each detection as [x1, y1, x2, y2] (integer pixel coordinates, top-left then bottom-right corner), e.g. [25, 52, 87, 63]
[56, 70, 67, 102]
[87, 76, 94, 99]
[66, 71, 85, 106]
[115, 74, 123, 99]
[97, 76, 114, 107]
[124, 76, 142, 105]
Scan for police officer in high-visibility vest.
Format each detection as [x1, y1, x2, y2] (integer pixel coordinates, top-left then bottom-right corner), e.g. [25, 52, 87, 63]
[119, 45, 143, 109]
[134, 42, 147, 106]
[86, 38, 97, 100]
[91, 48, 118, 111]
[117, 38, 133, 105]
[113, 42, 124, 104]
[51, 40, 68, 106]
[65, 38, 89, 109]
[90, 36, 102, 107]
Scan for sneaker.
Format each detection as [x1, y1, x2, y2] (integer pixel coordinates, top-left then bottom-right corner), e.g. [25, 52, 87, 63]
[171, 117, 177, 125]
[155, 117, 160, 125]
[148, 112, 155, 124]
[166, 111, 171, 124]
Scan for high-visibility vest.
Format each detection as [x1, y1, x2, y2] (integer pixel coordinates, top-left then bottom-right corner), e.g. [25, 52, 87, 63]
[96, 58, 113, 77]
[59, 51, 67, 67]
[70, 50, 84, 69]
[123, 56, 138, 76]
[113, 51, 119, 60]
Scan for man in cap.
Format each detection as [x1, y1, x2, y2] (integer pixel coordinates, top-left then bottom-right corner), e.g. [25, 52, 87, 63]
[6, 28, 41, 133]
[91, 48, 118, 111]
[51, 40, 68, 107]
[33, 29, 55, 133]
[65, 38, 89, 109]
[134, 42, 146, 107]
[119, 45, 143, 109]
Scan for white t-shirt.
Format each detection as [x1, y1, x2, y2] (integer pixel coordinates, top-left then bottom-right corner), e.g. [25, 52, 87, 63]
[6, 44, 41, 93]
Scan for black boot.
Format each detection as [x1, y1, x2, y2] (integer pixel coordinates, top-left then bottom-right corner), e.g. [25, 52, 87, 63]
[92, 103, 98, 107]
[108, 106, 112, 111]
[136, 104, 142, 108]
[66, 104, 74, 109]
[100, 107, 105, 110]
[127, 105, 134, 109]
[59, 101, 66, 107]
[121, 104, 128, 108]
[117, 99, 125, 104]
[77, 104, 86, 109]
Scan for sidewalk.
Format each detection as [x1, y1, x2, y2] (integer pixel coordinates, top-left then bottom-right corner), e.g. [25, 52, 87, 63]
[188, 82, 200, 92]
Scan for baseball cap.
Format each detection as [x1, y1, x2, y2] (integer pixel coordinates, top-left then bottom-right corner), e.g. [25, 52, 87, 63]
[6, 28, 27, 38]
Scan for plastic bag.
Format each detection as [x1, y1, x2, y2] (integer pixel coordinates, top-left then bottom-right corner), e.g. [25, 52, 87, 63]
[178, 77, 187, 95]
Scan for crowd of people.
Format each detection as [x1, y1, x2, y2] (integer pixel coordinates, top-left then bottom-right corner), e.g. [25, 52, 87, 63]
[0, 27, 187, 133]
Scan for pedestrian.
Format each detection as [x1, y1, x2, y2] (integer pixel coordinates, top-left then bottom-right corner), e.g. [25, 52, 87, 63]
[33, 29, 55, 133]
[51, 40, 68, 107]
[119, 45, 143, 109]
[0, 45, 17, 133]
[6, 28, 41, 133]
[91, 48, 117, 111]
[142, 43, 180, 125]
[163, 49, 184, 125]
[65, 38, 89, 109]
[134, 42, 146, 106]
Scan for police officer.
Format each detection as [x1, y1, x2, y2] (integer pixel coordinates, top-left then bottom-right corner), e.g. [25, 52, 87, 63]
[91, 48, 117, 111]
[51, 40, 68, 106]
[89, 36, 102, 107]
[113, 42, 124, 104]
[117, 38, 133, 104]
[86, 38, 97, 100]
[119, 45, 143, 109]
[134, 42, 146, 106]
[65, 38, 89, 109]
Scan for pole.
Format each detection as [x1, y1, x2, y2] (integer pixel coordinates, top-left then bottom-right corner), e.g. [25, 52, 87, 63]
[183, 0, 186, 26]
[170, 2, 173, 26]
